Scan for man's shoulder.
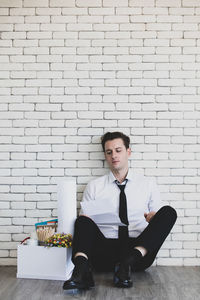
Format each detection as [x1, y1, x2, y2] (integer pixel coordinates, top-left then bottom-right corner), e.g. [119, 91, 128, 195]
[129, 171, 156, 184]
[87, 173, 109, 187]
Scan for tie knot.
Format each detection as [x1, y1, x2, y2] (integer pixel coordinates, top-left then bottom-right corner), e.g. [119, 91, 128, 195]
[115, 179, 127, 191]
[118, 184, 125, 192]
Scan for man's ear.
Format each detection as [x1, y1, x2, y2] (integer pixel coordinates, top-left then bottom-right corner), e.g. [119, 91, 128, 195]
[127, 148, 131, 157]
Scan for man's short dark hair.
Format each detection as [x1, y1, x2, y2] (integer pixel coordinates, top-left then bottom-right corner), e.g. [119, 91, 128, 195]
[101, 131, 130, 152]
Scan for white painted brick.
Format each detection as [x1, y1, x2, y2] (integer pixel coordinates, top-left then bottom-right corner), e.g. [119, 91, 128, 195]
[38, 136, 64, 144]
[15, 24, 39, 31]
[79, 32, 104, 39]
[51, 112, 77, 120]
[183, 0, 200, 7]
[129, 0, 154, 6]
[0, 16, 24, 24]
[24, 63, 48, 71]
[102, 95, 127, 102]
[143, 153, 168, 160]
[76, 0, 101, 7]
[79, 78, 104, 86]
[36, 8, 61, 15]
[145, 168, 170, 176]
[158, 161, 183, 168]
[118, 40, 143, 47]
[103, 0, 128, 6]
[62, 8, 87, 15]
[0, 8, 8, 14]
[0, 234, 11, 242]
[185, 145, 200, 153]
[106, 78, 130, 86]
[0, 152, 9, 160]
[184, 258, 200, 266]
[0, 1, 21, 7]
[38, 168, 64, 177]
[118, 87, 144, 94]
[0, 80, 24, 88]
[104, 112, 130, 119]
[158, 145, 183, 153]
[25, 194, 50, 202]
[24, 177, 49, 185]
[11, 185, 36, 193]
[78, 111, 103, 119]
[131, 112, 156, 119]
[90, 71, 114, 79]
[12, 169, 37, 177]
[92, 120, 117, 127]
[0, 62, 22, 70]
[143, 7, 168, 14]
[105, 32, 130, 40]
[0, 258, 16, 265]
[24, 0, 48, 7]
[12, 136, 38, 145]
[37, 202, 57, 209]
[65, 136, 91, 144]
[131, 161, 156, 168]
[79, 144, 101, 152]
[78, 161, 103, 168]
[158, 128, 183, 136]
[50, 0, 75, 7]
[41, 24, 66, 32]
[0, 24, 13, 32]
[131, 15, 156, 23]
[11, 202, 36, 210]
[52, 128, 77, 136]
[65, 169, 91, 176]
[64, 119, 91, 128]
[78, 128, 103, 136]
[12, 87, 37, 95]
[2, 32, 26, 40]
[145, 136, 170, 144]
[51, 161, 76, 168]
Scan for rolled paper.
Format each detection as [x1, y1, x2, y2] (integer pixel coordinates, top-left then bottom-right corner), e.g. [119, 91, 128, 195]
[57, 179, 77, 236]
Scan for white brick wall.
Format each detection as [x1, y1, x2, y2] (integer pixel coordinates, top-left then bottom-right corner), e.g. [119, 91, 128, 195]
[0, 0, 200, 266]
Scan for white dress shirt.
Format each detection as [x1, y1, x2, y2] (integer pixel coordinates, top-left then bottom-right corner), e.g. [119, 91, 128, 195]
[81, 169, 162, 239]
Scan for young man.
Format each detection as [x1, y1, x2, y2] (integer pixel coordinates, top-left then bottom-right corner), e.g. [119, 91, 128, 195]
[63, 132, 177, 290]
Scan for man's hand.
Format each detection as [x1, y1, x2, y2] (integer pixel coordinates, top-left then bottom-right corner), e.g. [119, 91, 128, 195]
[144, 211, 156, 223]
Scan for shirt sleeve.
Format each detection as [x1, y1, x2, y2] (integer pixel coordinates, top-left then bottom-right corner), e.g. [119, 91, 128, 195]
[82, 180, 95, 202]
[148, 178, 162, 212]
[79, 180, 95, 215]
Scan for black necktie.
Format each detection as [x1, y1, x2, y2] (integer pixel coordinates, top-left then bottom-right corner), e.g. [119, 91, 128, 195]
[115, 180, 129, 241]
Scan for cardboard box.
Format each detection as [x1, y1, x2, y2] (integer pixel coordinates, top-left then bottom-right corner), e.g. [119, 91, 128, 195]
[17, 245, 73, 281]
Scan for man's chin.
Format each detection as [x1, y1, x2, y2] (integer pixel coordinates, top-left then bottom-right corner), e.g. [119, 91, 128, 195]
[111, 165, 121, 172]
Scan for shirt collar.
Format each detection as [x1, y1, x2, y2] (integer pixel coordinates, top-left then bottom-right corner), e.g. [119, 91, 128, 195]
[108, 169, 134, 184]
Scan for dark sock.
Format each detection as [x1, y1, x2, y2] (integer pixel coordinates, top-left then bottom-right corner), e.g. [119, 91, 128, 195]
[74, 256, 88, 273]
[123, 248, 142, 267]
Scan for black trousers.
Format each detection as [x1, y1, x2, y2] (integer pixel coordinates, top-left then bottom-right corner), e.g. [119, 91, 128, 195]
[72, 205, 177, 272]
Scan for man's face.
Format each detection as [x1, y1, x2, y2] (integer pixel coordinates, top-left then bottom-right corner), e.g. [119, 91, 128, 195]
[104, 138, 131, 173]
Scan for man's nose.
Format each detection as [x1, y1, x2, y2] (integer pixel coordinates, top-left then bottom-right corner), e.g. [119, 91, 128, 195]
[112, 151, 117, 159]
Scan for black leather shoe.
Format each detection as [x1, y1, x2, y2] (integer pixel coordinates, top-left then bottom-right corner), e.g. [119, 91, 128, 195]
[63, 266, 95, 290]
[113, 263, 132, 288]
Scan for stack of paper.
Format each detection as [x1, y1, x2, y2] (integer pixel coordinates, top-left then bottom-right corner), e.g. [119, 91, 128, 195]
[80, 199, 126, 226]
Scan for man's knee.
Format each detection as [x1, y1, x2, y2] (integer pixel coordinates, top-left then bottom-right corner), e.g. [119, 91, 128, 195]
[159, 205, 177, 221]
[75, 215, 95, 228]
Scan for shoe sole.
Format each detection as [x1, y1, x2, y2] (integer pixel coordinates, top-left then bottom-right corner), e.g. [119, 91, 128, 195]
[114, 281, 133, 288]
[63, 279, 95, 291]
